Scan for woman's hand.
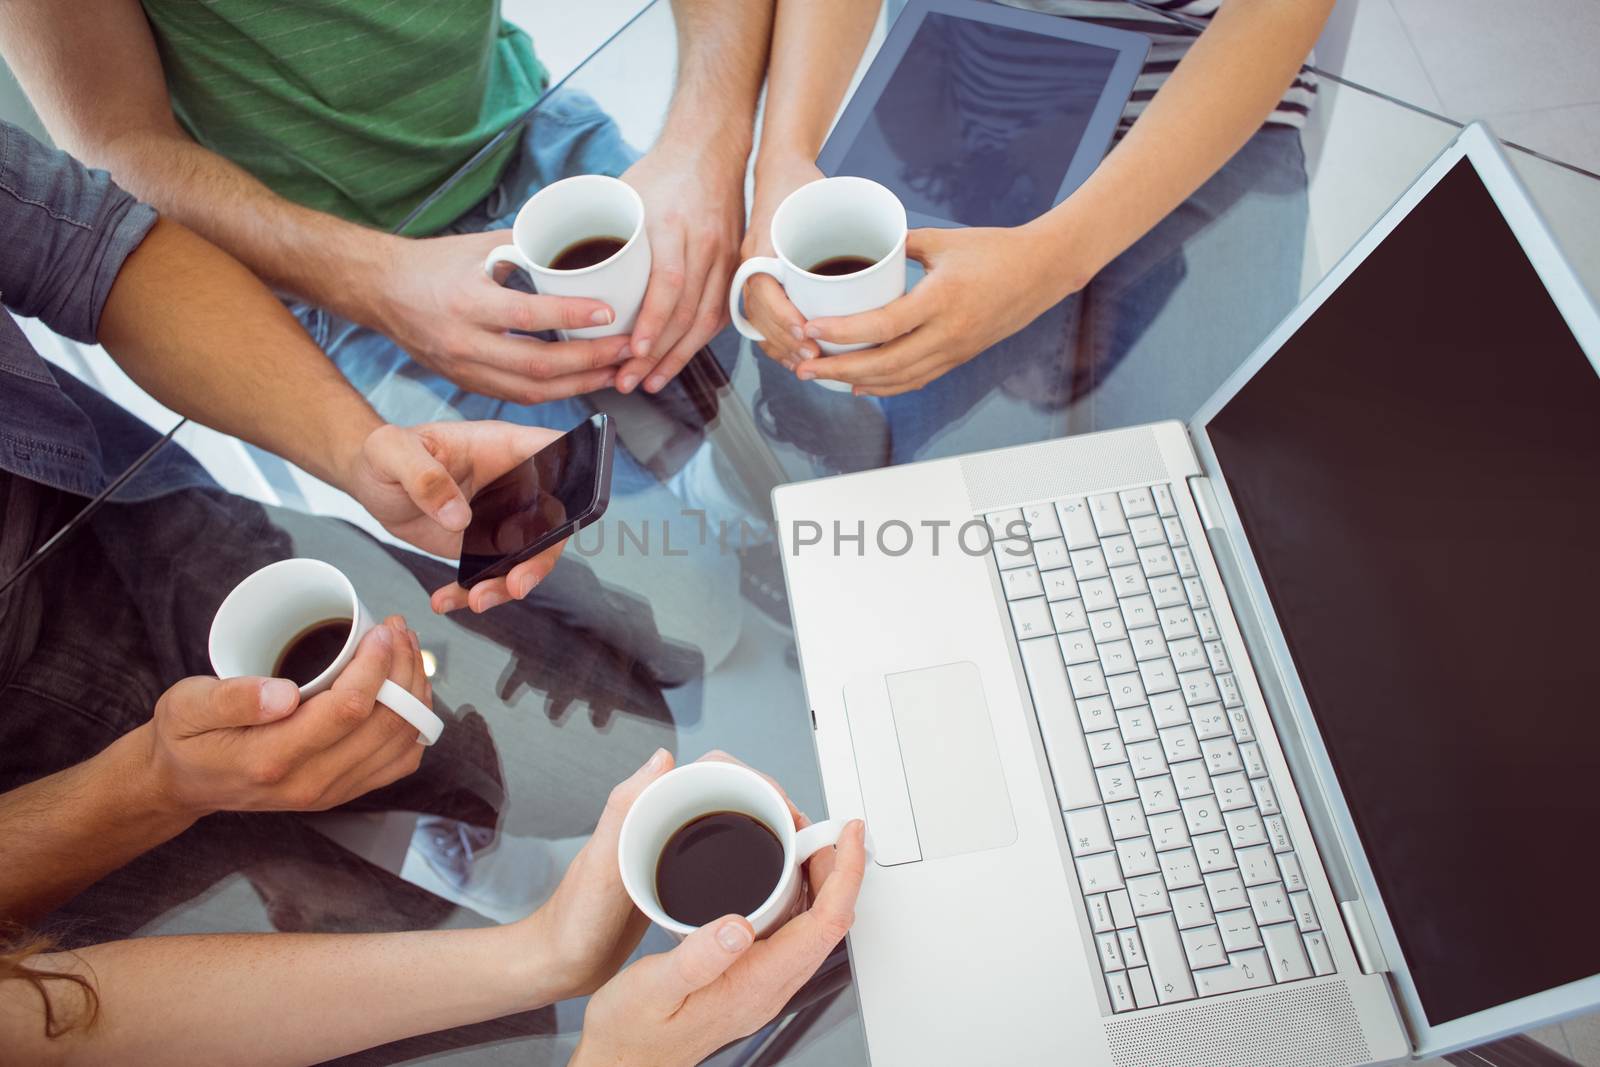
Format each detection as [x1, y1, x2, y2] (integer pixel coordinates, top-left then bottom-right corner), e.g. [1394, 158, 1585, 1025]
[740, 156, 825, 370]
[571, 819, 866, 1067]
[797, 223, 1085, 396]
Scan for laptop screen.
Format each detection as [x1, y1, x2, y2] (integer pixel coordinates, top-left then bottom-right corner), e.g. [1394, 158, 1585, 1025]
[1207, 158, 1600, 1025]
[834, 12, 1119, 228]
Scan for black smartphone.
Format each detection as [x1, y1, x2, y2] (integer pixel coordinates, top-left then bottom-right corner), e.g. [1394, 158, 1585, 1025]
[456, 413, 615, 589]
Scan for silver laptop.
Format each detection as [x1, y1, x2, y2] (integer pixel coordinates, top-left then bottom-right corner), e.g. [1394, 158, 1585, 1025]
[774, 122, 1600, 1066]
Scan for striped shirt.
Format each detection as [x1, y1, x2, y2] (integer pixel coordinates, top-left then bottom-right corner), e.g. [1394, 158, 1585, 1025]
[994, 0, 1317, 129]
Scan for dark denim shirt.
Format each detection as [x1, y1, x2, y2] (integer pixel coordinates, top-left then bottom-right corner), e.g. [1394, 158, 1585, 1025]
[1, 120, 209, 501]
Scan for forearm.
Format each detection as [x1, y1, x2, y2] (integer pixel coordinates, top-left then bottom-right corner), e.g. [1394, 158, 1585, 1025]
[754, 0, 879, 171]
[3, 924, 565, 1066]
[1033, 0, 1332, 288]
[0, 729, 192, 925]
[98, 217, 383, 490]
[658, 0, 775, 158]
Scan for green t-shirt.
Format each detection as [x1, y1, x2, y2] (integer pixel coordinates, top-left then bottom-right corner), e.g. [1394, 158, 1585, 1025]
[140, 1, 547, 236]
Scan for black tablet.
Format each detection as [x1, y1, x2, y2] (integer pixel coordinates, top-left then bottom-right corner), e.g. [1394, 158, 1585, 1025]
[817, 0, 1149, 230]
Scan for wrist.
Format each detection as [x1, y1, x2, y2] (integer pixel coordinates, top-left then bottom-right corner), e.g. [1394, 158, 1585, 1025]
[104, 725, 209, 827]
[1024, 203, 1107, 301]
[503, 907, 582, 1011]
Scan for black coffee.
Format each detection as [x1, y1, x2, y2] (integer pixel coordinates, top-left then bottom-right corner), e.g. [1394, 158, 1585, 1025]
[549, 236, 626, 271]
[273, 618, 352, 686]
[807, 255, 875, 277]
[655, 811, 785, 927]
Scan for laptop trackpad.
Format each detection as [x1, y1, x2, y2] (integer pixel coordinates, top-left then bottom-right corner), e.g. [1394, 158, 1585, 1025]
[844, 662, 1017, 864]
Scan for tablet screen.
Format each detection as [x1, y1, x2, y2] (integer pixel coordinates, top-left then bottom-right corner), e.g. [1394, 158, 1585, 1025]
[835, 12, 1122, 228]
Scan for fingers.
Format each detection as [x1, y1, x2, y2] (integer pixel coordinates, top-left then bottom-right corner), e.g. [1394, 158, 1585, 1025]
[429, 535, 566, 614]
[639, 914, 755, 1011]
[801, 287, 927, 349]
[593, 748, 675, 846]
[478, 288, 617, 336]
[262, 625, 394, 766]
[163, 675, 301, 737]
[628, 225, 686, 370]
[747, 820, 866, 999]
[367, 425, 472, 533]
[477, 330, 631, 381]
[445, 358, 620, 407]
[748, 275, 813, 368]
[640, 246, 727, 394]
[797, 331, 929, 387]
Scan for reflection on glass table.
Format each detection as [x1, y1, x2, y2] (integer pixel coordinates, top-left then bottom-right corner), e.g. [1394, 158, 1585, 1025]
[4, 1, 1599, 1064]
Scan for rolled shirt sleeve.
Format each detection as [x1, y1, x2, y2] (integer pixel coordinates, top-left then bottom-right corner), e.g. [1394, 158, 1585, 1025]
[0, 120, 158, 344]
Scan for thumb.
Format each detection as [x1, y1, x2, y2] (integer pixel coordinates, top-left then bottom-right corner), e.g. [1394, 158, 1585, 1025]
[370, 425, 472, 532]
[163, 676, 301, 737]
[640, 915, 754, 1011]
[905, 227, 941, 266]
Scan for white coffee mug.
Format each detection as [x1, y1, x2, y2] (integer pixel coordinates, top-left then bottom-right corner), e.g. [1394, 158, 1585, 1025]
[729, 176, 908, 391]
[618, 761, 845, 940]
[482, 174, 651, 340]
[208, 558, 444, 745]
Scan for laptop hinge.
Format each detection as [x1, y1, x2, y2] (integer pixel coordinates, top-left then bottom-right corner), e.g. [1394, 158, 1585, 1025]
[1187, 474, 1223, 530]
[1340, 899, 1389, 975]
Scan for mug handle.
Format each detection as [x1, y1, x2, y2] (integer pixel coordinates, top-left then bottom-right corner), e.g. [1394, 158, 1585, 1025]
[728, 256, 786, 342]
[793, 818, 847, 861]
[483, 244, 535, 283]
[376, 679, 445, 746]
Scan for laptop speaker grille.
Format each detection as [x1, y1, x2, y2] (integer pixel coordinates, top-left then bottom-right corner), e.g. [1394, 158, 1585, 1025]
[958, 428, 1169, 513]
[1103, 981, 1371, 1067]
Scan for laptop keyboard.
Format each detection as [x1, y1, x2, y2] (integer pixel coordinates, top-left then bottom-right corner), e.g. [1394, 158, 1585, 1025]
[987, 484, 1335, 1013]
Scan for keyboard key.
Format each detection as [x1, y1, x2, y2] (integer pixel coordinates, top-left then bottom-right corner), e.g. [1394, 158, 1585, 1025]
[1213, 772, 1253, 812]
[1087, 608, 1127, 643]
[1057, 497, 1098, 549]
[1180, 670, 1220, 706]
[1035, 537, 1071, 576]
[1192, 831, 1236, 873]
[1228, 704, 1255, 742]
[1151, 483, 1176, 517]
[1119, 595, 1159, 631]
[1205, 870, 1249, 913]
[1171, 886, 1214, 929]
[1218, 907, 1262, 951]
[1023, 502, 1062, 541]
[1101, 535, 1138, 567]
[1090, 493, 1129, 536]
[1070, 546, 1108, 580]
[1096, 931, 1126, 971]
[1164, 517, 1187, 547]
[1202, 737, 1242, 775]
[1182, 924, 1227, 969]
[1170, 760, 1211, 799]
[1280, 851, 1305, 895]
[1080, 578, 1118, 612]
[1109, 889, 1136, 929]
[1161, 726, 1200, 764]
[1252, 779, 1281, 816]
[1150, 574, 1188, 608]
[1127, 874, 1171, 917]
[1249, 883, 1293, 926]
[1137, 775, 1179, 815]
[1009, 597, 1053, 639]
[1138, 657, 1179, 694]
[1129, 514, 1166, 548]
[1095, 763, 1137, 802]
[1158, 605, 1197, 640]
[1017, 636, 1102, 811]
[1169, 637, 1206, 672]
[1192, 703, 1229, 739]
[1147, 811, 1190, 851]
[994, 538, 1034, 570]
[1138, 544, 1176, 576]
[1066, 808, 1114, 856]
[1239, 742, 1266, 778]
[1106, 972, 1135, 1012]
[1226, 808, 1267, 849]
[1129, 626, 1169, 661]
[1181, 796, 1223, 835]
[1098, 640, 1137, 676]
[1109, 565, 1148, 599]
[1194, 948, 1273, 997]
[1059, 629, 1097, 666]
[1206, 641, 1231, 674]
[1265, 815, 1292, 853]
[1069, 662, 1108, 698]
[1194, 609, 1221, 641]
[1079, 853, 1125, 895]
[1001, 565, 1043, 600]
[1262, 921, 1312, 982]
[1108, 673, 1148, 710]
[1160, 848, 1202, 889]
[1290, 891, 1318, 932]
[1051, 599, 1089, 634]
[1106, 799, 1148, 841]
[1120, 487, 1156, 518]
[1040, 562, 1077, 600]
[1173, 545, 1197, 576]
[1217, 674, 1244, 708]
[1137, 913, 1195, 1003]
[1305, 930, 1334, 976]
[1076, 694, 1116, 733]
[985, 509, 1024, 540]
[1126, 739, 1168, 779]
[1129, 965, 1157, 1008]
[1117, 836, 1160, 878]
[1087, 730, 1126, 768]
[1237, 845, 1279, 887]
[1184, 577, 1209, 609]
[1116, 705, 1156, 744]
[1119, 927, 1146, 966]
[1086, 892, 1114, 932]
[1150, 691, 1190, 728]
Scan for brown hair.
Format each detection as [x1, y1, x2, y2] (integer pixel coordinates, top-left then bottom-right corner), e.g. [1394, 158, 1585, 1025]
[0, 925, 98, 1037]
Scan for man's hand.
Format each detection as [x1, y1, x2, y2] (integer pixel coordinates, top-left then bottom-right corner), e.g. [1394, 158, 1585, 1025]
[740, 155, 825, 371]
[572, 818, 866, 1067]
[140, 619, 432, 817]
[373, 231, 632, 403]
[343, 420, 570, 614]
[614, 143, 746, 395]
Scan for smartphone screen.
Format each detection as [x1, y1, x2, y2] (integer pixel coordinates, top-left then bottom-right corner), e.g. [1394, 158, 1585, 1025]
[456, 415, 611, 588]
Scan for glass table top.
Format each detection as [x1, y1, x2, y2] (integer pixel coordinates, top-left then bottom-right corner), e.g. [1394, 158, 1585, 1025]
[5, 2, 1598, 1064]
